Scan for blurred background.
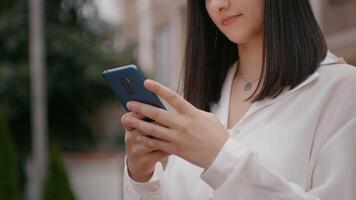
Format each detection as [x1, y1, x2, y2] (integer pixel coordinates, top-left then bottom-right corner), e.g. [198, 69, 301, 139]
[0, 0, 355, 200]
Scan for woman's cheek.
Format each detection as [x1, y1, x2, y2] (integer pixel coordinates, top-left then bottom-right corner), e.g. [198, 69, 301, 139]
[223, 20, 258, 44]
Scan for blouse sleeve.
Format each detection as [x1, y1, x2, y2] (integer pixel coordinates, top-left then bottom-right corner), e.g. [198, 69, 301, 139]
[123, 157, 165, 200]
[201, 118, 356, 200]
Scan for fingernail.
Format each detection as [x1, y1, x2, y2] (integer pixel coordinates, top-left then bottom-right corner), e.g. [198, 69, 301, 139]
[144, 80, 154, 88]
[126, 102, 132, 108]
[127, 102, 136, 110]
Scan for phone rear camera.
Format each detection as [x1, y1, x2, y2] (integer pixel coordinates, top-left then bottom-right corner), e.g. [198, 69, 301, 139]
[120, 77, 134, 95]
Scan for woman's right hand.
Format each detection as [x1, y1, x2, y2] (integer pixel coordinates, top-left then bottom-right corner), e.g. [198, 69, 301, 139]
[121, 112, 169, 182]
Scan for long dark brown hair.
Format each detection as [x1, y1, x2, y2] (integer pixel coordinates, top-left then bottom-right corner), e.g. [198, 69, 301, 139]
[182, 0, 327, 111]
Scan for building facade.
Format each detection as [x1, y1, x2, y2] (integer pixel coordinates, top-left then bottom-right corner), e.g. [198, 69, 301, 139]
[117, 0, 187, 92]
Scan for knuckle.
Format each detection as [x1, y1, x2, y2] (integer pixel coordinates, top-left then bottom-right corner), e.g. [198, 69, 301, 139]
[127, 112, 135, 118]
[155, 141, 161, 150]
[174, 116, 185, 129]
[147, 124, 156, 133]
[180, 125, 188, 133]
[178, 119, 189, 133]
[168, 93, 179, 104]
[149, 140, 158, 149]
[121, 114, 129, 125]
[134, 112, 144, 119]
[151, 109, 160, 119]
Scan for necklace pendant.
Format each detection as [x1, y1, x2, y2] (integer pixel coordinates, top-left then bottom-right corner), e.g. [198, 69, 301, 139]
[244, 83, 252, 91]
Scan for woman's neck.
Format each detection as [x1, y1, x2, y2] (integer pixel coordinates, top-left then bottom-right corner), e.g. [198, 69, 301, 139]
[236, 33, 264, 82]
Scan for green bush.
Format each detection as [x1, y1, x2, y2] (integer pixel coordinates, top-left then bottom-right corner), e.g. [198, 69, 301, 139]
[0, 106, 21, 200]
[43, 145, 76, 200]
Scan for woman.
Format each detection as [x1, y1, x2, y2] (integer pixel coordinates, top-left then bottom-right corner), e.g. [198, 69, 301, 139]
[121, 0, 356, 199]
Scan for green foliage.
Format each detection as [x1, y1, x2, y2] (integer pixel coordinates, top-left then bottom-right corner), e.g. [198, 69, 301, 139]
[0, 0, 135, 153]
[0, 0, 31, 156]
[0, 106, 21, 200]
[43, 145, 76, 200]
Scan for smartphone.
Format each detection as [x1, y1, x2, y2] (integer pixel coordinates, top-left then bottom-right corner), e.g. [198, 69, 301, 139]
[102, 65, 166, 121]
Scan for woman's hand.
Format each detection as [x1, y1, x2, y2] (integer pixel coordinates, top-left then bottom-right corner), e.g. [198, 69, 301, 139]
[121, 112, 169, 182]
[123, 79, 229, 170]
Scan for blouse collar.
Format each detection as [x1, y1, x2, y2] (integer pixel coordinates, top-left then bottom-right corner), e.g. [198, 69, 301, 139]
[211, 51, 346, 130]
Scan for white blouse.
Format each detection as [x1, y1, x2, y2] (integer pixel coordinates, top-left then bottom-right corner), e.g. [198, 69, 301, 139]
[123, 52, 356, 200]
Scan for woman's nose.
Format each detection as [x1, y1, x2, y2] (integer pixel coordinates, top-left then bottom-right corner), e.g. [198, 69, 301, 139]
[208, 0, 230, 12]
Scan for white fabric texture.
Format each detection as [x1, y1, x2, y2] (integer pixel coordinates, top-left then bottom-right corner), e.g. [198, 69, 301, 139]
[123, 51, 356, 200]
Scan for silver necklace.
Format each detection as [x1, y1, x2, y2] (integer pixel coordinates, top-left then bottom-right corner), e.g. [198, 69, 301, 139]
[239, 73, 260, 91]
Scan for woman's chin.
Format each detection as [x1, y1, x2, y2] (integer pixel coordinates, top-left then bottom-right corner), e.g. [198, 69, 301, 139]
[223, 31, 250, 44]
[227, 36, 249, 45]
[225, 31, 262, 45]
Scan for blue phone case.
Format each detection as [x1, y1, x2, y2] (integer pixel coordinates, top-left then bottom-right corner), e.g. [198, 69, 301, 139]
[102, 65, 166, 116]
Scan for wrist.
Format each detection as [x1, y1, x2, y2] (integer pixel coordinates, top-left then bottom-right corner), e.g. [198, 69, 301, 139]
[128, 167, 154, 183]
[203, 135, 229, 170]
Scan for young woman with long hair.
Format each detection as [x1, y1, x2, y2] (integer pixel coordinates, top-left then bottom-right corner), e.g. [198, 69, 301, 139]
[121, 0, 356, 199]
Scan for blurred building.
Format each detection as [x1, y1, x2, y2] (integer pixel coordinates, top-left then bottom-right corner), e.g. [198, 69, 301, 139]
[317, 0, 356, 65]
[117, 0, 187, 92]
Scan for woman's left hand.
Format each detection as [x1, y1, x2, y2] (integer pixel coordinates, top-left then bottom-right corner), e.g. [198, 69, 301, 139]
[123, 79, 229, 170]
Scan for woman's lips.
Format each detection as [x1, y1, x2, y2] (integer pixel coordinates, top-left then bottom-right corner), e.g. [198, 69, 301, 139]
[221, 13, 243, 26]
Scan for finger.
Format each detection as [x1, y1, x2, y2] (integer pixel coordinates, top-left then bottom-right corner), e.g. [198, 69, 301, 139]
[122, 112, 145, 122]
[131, 142, 157, 155]
[126, 101, 178, 128]
[143, 79, 195, 114]
[122, 112, 145, 131]
[136, 135, 177, 155]
[125, 115, 175, 142]
[125, 128, 144, 146]
[130, 111, 145, 119]
[122, 118, 135, 131]
[144, 150, 169, 164]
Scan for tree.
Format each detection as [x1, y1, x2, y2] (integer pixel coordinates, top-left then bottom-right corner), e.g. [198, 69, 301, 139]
[43, 145, 76, 200]
[0, 0, 135, 154]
